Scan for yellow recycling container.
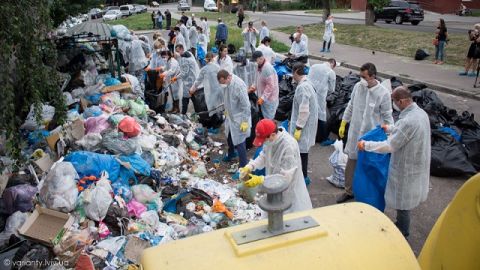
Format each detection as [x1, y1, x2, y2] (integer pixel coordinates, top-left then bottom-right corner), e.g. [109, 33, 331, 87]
[419, 173, 480, 270]
[141, 202, 419, 270]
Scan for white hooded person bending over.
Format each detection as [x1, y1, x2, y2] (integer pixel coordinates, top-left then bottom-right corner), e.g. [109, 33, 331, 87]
[358, 86, 430, 237]
[239, 119, 312, 213]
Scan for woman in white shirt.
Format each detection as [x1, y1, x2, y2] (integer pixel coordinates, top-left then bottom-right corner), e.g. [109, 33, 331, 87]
[214, 44, 233, 73]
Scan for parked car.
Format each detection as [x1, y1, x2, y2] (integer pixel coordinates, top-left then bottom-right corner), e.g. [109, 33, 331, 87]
[178, 1, 191, 11]
[204, 1, 218, 12]
[374, 0, 424, 25]
[120, 4, 135, 17]
[89, 8, 104, 19]
[134, 5, 147, 13]
[150, 1, 160, 7]
[103, 10, 123, 21]
[104, 6, 120, 13]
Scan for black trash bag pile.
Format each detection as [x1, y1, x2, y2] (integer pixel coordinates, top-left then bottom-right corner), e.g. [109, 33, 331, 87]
[326, 73, 360, 136]
[190, 88, 224, 129]
[407, 83, 480, 176]
[274, 75, 296, 121]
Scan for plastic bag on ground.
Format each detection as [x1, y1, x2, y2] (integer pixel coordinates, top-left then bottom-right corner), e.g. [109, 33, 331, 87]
[96, 236, 127, 256]
[83, 174, 113, 221]
[85, 116, 110, 134]
[82, 106, 103, 118]
[40, 162, 79, 212]
[64, 151, 121, 183]
[131, 184, 159, 204]
[353, 126, 390, 212]
[327, 140, 348, 188]
[138, 134, 157, 151]
[21, 104, 55, 130]
[102, 131, 139, 155]
[1, 184, 38, 214]
[118, 116, 141, 138]
[76, 133, 103, 151]
[111, 25, 130, 40]
[127, 199, 147, 218]
[0, 211, 28, 247]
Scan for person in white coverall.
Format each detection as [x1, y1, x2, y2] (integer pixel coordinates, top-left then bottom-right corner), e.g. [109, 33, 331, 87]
[239, 119, 313, 213]
[357, 86, 430, 237]
[249, 50, 279, 120]
[337, 62, 394, 204]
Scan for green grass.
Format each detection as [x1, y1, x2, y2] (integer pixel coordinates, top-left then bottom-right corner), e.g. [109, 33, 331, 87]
[305, 9, 356, 14]
[106, 13, 153, 31]
[208, 26, 290, 53]
[276, 24, 470, 66]
[178, 11, 249, 27]
[471, 10, 480, 17]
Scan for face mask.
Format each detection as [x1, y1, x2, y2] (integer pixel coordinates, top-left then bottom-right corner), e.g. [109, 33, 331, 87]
[162, 57, 167, 61]
[156, 49, 161, 53]
[219, 84, 227, 88]
[392, 102, 401, 112]
[360, 78, 368, 87]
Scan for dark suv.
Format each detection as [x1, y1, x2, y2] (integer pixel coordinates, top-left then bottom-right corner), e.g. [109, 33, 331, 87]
[374, 1, 424, 25]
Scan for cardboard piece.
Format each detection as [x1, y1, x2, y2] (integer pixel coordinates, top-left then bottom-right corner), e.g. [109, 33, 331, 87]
[46, 132, 60, 152]
[18, 206, 75, 247]
[124, 237, 151, 263]
[33, 154, 54, 172]
[102, 82, 132, 94]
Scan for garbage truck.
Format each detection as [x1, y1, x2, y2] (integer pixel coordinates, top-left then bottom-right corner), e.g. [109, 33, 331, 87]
[141, 173, 480, 270]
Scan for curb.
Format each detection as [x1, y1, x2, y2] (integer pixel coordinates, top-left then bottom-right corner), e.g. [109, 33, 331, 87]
[308, 54, 480, 101]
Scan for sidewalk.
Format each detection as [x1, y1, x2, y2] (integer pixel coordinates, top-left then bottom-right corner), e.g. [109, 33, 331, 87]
[271, 30, 480, 100]
[269, 10, 480, 24]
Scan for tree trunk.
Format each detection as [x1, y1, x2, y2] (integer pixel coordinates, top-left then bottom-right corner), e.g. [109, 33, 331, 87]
[365, 3, 375, 26]
[323, 0, 331, 22]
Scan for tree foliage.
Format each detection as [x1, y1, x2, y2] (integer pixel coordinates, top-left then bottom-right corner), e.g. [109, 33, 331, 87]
[0, 0, 66, 159]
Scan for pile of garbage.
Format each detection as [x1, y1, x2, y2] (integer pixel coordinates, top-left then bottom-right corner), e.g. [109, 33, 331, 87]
[0, 45, 261, 269]
[325, 73, 480, 178]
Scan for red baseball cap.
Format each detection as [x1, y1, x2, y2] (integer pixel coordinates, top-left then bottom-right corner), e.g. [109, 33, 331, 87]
[253, 119, 277, 147]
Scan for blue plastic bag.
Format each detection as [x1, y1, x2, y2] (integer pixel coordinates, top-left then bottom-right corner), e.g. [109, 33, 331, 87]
[27, 130, 50, 145]
[438, 127, 461, 142]
[353, 126, 390, 212]
[83, 105, 102, 118]
[197, 45, 206, 67]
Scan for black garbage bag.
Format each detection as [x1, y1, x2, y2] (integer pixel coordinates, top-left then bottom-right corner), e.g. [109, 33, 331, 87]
[275, 76, 295, 121]
[190, 88, 224, 129]
[282, 55, 308, 70]
[103, 204, 129, 237]
[390, 76, 403, 89]
[407, 83, 427, 93]
[246, 93, 261, 149]
[410, 89, 450, 128]
[454, 111, 480, 170]
[414, 49, 430, 60]
[228, 43, 236, 54]
[430, 129, 477, 177]
[145, 70, 168, 113]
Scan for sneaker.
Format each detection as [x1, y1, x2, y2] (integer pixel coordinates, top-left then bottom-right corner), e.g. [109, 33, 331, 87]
[459, 71, 468, 76]
[222, 152, 238, 162]
[468, 72, 477, 77]
[336, 193, 354, 203]
[320, 49, 326, 53]
[208, 127, 219, 134]
[326, 49, 331, 53]
[320, 139, 335, 146]
[304, 176, 311, 186]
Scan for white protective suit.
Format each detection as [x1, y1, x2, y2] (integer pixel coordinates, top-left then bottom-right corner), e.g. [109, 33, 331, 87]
[242, 28, 258, 55]
[223, 74, 251, 145]
[164, 57, 181, 100]
[289, 40, 308, 57]
[127, 39, 149, 73]
[257, 44, 276, 63]
[259, 26, 270, 43]
[255, 61, 279, 119]
[308, 62, 336, 121]
[364, 103, 430, 210]
[198, 33, 208, 56]
[300, 33, 309, 49]
[178, 51, 200, 98]
[289, 78, 318, 153]
[149, 51, 166, 69]
[201, 20, 210, 41]
[248, 128, 313, 213]
[189, 26, 198, 50]
[323, 18, 334, 43]
[233, 60, 257, 90]
[342, 80, 394, 159]
[193, 62, 222, 116]
[180, 24, 191, 49]
[174, 31, 186, 49]
[214, 55, 234, 74]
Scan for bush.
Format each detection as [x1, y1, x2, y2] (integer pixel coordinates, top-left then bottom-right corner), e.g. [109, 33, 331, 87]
[266, 2, 309, 11]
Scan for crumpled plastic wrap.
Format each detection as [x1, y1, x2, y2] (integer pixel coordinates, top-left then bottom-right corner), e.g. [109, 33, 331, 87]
[83, 175, 113, 221]
[39, 162, 79, 213]
[20, 104, 55, 130]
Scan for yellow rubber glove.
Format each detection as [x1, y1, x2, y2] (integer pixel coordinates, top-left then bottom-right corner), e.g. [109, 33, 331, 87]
[239, 165, 252, 180]
[294, 129, 302, 141]
[240, 122, 249, 132]
[339, 120, 347, 139]
[245, 174, 264, 188]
